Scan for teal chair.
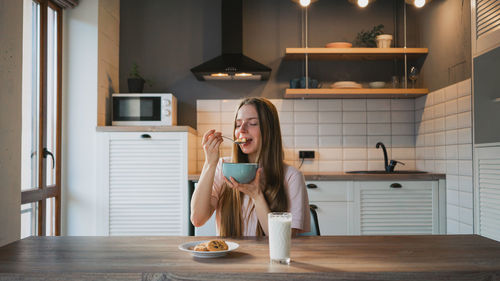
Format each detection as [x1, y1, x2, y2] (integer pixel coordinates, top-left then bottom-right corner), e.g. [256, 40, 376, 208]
[298, 204, 320, 236]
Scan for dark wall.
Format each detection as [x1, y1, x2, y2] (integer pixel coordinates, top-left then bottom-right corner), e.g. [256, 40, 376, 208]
[120, 0, 419, 128]
[414, 0, 471, 91]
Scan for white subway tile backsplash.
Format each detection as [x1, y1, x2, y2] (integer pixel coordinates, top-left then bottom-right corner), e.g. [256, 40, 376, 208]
[343, 99, 366, 111]
[457, 79, 471, 97]
[392, 123, 414, 135]
[445, 100, 458, 116]
[295, 136, 318, 148]
[391, 99, 415, 110]
[458, 144, 472, 160]
[434, 117, 445, 132]
[280, 124, 294, 136]
[435, 131, 446, 146]
[197, 111, 220, 124]
[445, 130, 458, 145]
[459, 175, 473, 192]
[294, 111, 318, 123]
[343, 136, 367, 147]
[433, 103, 445, 118]
[367, 148, 385, 160]
[423, 160, 434, 173]
[367, 99, 390, 111]
[284, 148, 296, 161]
[367, 160, 386, 170]
[343, 161, 367, 171]
[445, 115, 458, 130]
[220, 111, 235, 124]
[343, 124, 367, 136]
[458, 128, 472, 144]
[221, 99, 241, 112]
[415, 109, 424, 123]
[424, 93, 434, 107]
[423, 106, 435, 121]
[319, 136, 342, 148]
[367, 124, 391, 136]
[457, 96, 471, 113]
[392, 147, 415, 160]
[367, 135, 391, 147]
[391, 111, 414, 123]
[197, 100, 221, 112]
[415, 96, 426, 110]
[435, 160, 447, 173]
[319, 111, 343, 123]
[367, 111, 391, 123]
[343, 112, 367, 123]
[343, 148, 367, 160]
[279, 111, 294, 123]
[459, 160, 472, 176]
[221, 124, 234, 137]
[425, 133, 435, 146]
[294, 99, 318, 111]
[196, 124, 221, 136]
[424, 147, 435, 159]
[298, 160, 318, 173]
[446, 145, 458, 160]
[319, 124, 342, 135]
[457, 112, 472, 129]
[435, 146, 446, 160]
[294, 124, 318, 136]
[416, 147, 425, 160]
[392, 136, 415, 147]
[445, 84, 458, 101]
[318, 161, 343, 172]
[270, 99, 294, 111]
[416, 134, 425, 147]
[433, 89, 445, 104]
[446, 159, 459, 175]
[282, 136, 294, 148]
[318, 148, 343, 160]
[318, 100, 342, 111]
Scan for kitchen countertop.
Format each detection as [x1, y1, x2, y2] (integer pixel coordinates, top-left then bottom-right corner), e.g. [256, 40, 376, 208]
[0, 235, 499, 281]
[189, 171, 446, 181]
[97, 125, 197, 134]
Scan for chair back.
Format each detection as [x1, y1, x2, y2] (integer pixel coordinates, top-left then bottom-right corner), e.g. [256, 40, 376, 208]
[298, 204, 321, 236]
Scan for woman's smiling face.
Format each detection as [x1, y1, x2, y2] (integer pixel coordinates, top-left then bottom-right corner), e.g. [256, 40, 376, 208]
[235, 104, 261, 162]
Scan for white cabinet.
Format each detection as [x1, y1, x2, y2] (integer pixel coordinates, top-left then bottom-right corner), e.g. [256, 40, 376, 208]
[353, 181, 446, 235]
[97, 131, 197, 236]
[305, 181, 354, 235]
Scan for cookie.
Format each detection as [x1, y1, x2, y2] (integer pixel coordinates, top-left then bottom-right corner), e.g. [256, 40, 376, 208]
[206, 240, 228, 251]
[193, 242, 209, 251]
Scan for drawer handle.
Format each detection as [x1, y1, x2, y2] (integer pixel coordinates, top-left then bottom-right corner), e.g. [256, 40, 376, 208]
[390, 183, 402, 188]
[141, 134, 151, 139]
[306, 183, 318, 189]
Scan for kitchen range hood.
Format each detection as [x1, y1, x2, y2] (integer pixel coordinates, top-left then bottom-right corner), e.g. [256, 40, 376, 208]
[190, 0, 271, 81]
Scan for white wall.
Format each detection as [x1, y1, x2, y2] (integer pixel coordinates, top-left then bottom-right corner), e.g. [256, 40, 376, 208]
[62, 0, 99, 235]
[0, 0, 23, 246]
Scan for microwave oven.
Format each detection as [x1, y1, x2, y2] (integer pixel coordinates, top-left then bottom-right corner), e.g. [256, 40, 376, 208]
[112, 93, 177, 126]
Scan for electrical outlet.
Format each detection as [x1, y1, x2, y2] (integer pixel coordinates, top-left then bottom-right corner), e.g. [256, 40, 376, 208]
[299, 150, 315, 159]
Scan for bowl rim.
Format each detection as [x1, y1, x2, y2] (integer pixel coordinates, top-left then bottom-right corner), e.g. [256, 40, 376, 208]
[222, 162, 258, 166]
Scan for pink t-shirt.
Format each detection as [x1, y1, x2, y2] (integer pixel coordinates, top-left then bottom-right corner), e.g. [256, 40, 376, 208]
[210, 158, 310, 236]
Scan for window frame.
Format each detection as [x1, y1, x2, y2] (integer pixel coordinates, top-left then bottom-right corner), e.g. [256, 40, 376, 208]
[21, 0, 62, 236]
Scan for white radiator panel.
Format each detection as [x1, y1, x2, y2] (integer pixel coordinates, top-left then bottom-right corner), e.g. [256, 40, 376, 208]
[359, 188, 434, 235]
[108, 138, 183, 236]
[478, 158, 500, 241]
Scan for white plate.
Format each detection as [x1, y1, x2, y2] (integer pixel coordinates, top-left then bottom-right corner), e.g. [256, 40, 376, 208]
[178, 241, 239, 258]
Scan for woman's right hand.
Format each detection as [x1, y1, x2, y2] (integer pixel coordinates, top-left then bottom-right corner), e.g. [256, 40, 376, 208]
[202, 129, 223, 166]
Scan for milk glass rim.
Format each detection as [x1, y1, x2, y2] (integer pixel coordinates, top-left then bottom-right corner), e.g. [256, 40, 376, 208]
[268, 212, 292, 218]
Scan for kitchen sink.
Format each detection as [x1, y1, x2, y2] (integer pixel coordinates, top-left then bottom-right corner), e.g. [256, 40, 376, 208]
[345, 170, 427, 174]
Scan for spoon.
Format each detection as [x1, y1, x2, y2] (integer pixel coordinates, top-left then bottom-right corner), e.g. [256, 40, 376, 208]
[222, 136, 247, 144]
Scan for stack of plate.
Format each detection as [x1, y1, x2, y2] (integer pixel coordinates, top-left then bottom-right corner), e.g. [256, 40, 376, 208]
[325, 42, 352, 48]
[331, 81, 362, 89]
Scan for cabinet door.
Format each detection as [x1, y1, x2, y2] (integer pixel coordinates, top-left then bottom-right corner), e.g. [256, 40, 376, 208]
[311, 201, 351, 235]
[99, 132, 189, 236]
[354, 181, 438, 235]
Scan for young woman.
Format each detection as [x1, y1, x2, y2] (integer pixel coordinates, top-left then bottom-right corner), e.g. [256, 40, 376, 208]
[190, 97, 310, 236]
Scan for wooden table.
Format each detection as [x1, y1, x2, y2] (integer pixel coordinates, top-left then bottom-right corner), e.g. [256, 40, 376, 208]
[1, 235, 500, 281]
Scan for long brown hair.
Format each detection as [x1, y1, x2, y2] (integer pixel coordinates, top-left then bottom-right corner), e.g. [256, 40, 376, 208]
[218, 97, 288, 236]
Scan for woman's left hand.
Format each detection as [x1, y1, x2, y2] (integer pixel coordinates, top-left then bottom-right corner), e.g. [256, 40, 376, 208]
[224, 168, 263, 200]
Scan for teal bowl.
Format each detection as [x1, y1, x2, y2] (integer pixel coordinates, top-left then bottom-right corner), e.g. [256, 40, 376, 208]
[222, 163, 258, 184]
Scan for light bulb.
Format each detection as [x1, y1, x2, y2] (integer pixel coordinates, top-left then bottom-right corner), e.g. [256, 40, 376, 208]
[357, 0, 369, 8]
[300, 0, 311, 7]
[414, 0, 425, 8]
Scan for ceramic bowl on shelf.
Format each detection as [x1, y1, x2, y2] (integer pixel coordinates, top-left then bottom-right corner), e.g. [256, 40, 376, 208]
[325, 42, 352, 48]
[368, 81, 386, 88]
[331, 81, 362, 89]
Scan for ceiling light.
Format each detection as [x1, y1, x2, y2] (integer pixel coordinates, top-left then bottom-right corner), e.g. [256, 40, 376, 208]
[357, 0, 369, 8]
[414, 0, 425, 8]
[299, 0, 311, 7]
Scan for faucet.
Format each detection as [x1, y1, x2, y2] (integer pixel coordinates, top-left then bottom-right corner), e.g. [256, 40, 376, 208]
[376, 142, 405, 172]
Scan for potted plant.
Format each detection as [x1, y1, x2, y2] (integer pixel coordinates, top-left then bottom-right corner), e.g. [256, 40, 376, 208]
[354, 24, 384, 47]
[128, 63, 152, 93]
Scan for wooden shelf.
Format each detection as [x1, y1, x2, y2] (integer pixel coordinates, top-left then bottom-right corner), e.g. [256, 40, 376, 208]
[284, 88, 429, 99]
[284, 47, 428, 60]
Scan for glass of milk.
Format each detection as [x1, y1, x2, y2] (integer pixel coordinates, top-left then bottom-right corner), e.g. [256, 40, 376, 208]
[268, 212, 292, 264]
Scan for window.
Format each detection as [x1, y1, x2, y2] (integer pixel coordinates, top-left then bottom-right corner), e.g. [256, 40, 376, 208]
[21, 0, 62, 237]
